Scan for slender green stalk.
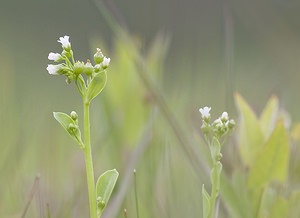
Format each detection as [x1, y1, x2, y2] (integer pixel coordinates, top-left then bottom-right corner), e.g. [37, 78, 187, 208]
[83, 101, 97, 218]
[209, 163, 219, 218]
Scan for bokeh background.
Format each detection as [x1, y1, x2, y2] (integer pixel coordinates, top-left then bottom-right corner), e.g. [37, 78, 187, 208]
[1, 0, 300, 217]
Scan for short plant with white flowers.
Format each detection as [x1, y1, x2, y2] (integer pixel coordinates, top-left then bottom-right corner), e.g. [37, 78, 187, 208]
[47, 35, 118, 218]
[199, 107, 235, 218]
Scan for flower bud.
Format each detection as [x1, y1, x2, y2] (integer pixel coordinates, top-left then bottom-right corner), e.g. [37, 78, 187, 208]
[68, 123, 76, 133]
[48, 52, 63, 62]
[94, 48, 104, 64]
[216, 153, 223, 161]
[47, 64, 64, 75]
[227, 119, 236, 130]
[84, 60, 93, 76]
[199, 107, 211, 123]
[74, 61, 85, 76]
[102, 56, 110, 69]
[58, 35, 71, 51]
[70, 111, 78, 121]
[94, 64, 101, 73]
[221, 112, 229, 122]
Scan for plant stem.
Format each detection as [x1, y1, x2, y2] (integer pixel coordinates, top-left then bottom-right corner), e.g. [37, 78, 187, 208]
[83, 101, 97, 218]
[209, 164, 218, 218]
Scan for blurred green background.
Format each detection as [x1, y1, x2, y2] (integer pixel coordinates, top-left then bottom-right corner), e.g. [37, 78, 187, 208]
[1, 0, 300, 217]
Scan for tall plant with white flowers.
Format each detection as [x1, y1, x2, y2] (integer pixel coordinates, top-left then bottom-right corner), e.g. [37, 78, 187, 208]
[47, 36, 118, 218]
[199, 107, 235, 218]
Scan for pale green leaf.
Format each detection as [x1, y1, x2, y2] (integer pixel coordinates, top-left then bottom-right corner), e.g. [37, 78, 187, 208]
[85, 71, 107, 103]
[210, 137, 221, 162]
[96, 169, 119, 216]
[202, 184, 210, 218]
[234, 93, 264, 167]
[259, 95, 279, 139]
[267, 197, 288, 218]
[248, 121, 289, 190]
[53, 112, 83, 147]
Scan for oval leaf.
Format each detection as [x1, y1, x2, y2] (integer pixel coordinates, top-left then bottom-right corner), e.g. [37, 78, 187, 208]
[248, 121, 289, 190]
[96, 169, 119, 216]
[85, 71, 107, 103]
[210, 137, 221, 161]
[234, 93, 264, 167]
[53, 112, 83, 147]
[259, 95, 279, 139]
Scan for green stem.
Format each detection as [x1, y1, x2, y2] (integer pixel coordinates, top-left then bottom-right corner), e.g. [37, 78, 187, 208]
[209, 163, 218, 218]
[83, 101, 97, 218]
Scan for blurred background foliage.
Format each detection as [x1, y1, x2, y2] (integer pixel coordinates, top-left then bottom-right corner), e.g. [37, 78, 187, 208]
[1, 0, 300, 217]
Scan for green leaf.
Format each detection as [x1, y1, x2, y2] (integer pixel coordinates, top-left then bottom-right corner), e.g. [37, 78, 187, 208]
[53, 112, 84, 148]
[247, 121, 289, 190]
[96, 169, 119, 216]
[259, 95, 279, 139]
[234, 93, 264, 167]
[210, 137, 221, 161]
[202, 184, 211, 218]
[85, 71, 107, 103]
[268, 197, 288, 218]
[75, 74, 87, 96]
[259, 187, 288, 218]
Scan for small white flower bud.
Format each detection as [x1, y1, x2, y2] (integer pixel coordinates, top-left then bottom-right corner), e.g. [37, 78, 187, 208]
[47, 64, 64, 75]
[70, 111, 78, 120]
[199, 107, 211, 122]
[94, 64, 101, 73]
[48, 52, 63, 62]
[227, 119, 236, 129]
[74, 61, 85, 76]
[58, 35, 71, 51]
[221, 112, 229, 122]
[102, 56, 110, 69]
[94, 48, 104, 64]
[84, 60, 93, 76]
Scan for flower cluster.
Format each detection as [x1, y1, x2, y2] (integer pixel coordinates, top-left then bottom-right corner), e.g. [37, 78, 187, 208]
[199, 106, 235, 139]
[47, 36, 110, 84]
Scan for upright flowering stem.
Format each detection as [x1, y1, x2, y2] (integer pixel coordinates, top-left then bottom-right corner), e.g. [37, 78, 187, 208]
[48, 36, 118, 218]
[83, 101, 97, 218]
[199, 107, 235, 218]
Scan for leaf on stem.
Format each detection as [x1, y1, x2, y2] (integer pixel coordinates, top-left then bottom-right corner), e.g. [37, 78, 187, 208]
[202, 184, 211, 218]
[85, 71, 107, 103]
[76, 74, 87, 96]
[96, 169, 119, 216]
[53, 112, 84, 148]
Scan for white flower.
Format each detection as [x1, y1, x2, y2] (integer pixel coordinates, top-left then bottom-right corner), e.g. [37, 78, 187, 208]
[47, 64, 63, 75]
[48, 52, 62, 62]
[199, 107, 211, 120]
[57, 35, 71, 50]
[213, 118, 223, 127]
[221, 112, 229, 122]
[102, 56, 110, 69]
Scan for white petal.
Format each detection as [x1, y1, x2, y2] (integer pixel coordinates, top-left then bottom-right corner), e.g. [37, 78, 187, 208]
[221, 112, 229, 121]
[47, 64, 62, 75]
[199, 106, 211, 119]
[102, 57, 110, 67]
[57, 35, 70, 49]
[48, 52, 62, 61]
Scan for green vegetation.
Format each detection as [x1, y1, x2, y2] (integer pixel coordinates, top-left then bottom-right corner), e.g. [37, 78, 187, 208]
[1, 4, 300, 218]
